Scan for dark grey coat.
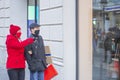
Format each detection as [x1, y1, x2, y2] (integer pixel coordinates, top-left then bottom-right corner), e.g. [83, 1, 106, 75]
[25, 35, 47, 72]
[104, 32, 113, 51]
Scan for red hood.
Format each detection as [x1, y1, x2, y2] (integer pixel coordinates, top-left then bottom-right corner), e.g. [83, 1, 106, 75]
[9, 24, 21, 35]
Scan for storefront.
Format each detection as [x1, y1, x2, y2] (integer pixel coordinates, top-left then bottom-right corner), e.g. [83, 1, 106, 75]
[92, 1, 120, 80]
[0, 0, 93, 80]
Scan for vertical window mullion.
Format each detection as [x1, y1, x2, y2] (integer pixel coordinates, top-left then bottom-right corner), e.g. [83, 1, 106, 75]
[35, 0, 37, 23]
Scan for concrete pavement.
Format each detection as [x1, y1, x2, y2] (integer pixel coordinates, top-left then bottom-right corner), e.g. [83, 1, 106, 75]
[93, 46, 118, 80]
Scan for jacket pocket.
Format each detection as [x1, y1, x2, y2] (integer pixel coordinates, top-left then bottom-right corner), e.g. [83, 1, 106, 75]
[29, 59, 45, 72]
[29, 60, 36, 72]
[36, 59, 45, 71]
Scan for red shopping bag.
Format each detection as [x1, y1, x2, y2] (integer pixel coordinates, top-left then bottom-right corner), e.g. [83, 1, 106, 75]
[113, 59, 119, 72]
[110, 58, 119, 78]
[44, 64, 58, 80]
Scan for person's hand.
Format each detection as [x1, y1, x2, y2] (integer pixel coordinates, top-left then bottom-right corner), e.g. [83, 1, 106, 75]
[27, 38, 34, 44]
[34, 37, 38, 41]
[28, 50, 32, 55]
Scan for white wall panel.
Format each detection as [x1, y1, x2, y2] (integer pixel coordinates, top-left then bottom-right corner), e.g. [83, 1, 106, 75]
[44, 41, 51, 46]
[4, 18, 10, 27]
[50, 25, 63, 40]
[44, 41, 64, 58]
[4, 0, 10, 7]
[53, 65, 64, 80]
[40, 26, 50, 40]
[0, 1, 1, 7]
[0, 12, 1, 16]
[0, 9, 5, 17]
[63, 0, 76, 79]
[5, 9, 10, 17]
[50, 0, 63, 8]
[0, 28, 9, 36]
[10, 0, 27, 39]
[40, 0, 50, 10]
[50, 42, 63, 58]
[40, 8, 63, 24]
[0, 48, 7, 66]
[0, 0, 4, 8]
[0, 19, 5, 26]
[0, 37, 6, 46]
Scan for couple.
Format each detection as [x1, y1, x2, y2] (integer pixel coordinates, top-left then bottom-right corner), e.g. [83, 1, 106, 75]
[5, 23, 47, 80]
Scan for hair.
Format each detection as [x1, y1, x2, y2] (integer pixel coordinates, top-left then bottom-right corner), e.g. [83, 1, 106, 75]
[30, 27, 34, 30]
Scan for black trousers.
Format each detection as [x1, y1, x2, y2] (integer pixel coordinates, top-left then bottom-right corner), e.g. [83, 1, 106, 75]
[7, 68, 25, 80]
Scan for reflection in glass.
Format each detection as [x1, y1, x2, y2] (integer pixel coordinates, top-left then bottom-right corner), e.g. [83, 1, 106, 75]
[93, 0, 120, 80]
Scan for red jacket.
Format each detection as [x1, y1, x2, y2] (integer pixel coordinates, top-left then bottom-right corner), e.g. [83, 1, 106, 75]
[6, 24, 34, 69]
[6, 24, 33, 69]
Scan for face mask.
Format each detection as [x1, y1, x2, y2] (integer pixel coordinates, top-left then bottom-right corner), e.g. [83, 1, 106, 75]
[33, 30, 40, 37]
[16, 32, 21, 38]
[35, 30, 40, 36]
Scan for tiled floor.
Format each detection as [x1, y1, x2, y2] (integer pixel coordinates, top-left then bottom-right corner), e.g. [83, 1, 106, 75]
[93, 46, 119, 80]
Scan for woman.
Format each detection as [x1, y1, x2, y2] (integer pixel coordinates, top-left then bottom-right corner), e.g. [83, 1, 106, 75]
[6, 24, 34, 80]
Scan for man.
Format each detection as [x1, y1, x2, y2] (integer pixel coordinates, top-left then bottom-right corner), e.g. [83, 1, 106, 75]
[25, 23, 47, 80]
[104, 31, 114, 63]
